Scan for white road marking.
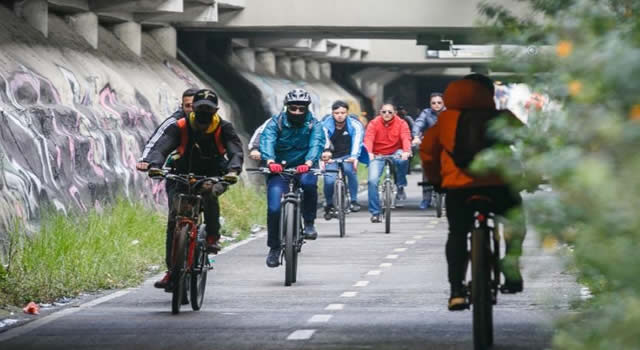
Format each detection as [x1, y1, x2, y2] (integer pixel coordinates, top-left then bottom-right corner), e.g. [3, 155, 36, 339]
[430, 220, 439, 224]
[325, 304, 344, 310]
[405, 240, 416, 245]
[287, 329, 316, 340]
[379, 263, 393, 268]
[340, 291, 358, 297]
[426, 225, 435, 229]
[354, 281, 370, 287]
[413, 235, 424, 239]
[367, 270, 381, 276]
[385, 254, 399, 259]
[394, 248, 407, 252]
[308, 314, 333, 323]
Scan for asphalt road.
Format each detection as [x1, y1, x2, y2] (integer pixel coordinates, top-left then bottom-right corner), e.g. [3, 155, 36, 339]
[0, 174, 579, 350]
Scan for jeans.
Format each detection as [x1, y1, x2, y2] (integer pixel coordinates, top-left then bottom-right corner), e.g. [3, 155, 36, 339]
[323, 156, 359, 207]
[165, 179, 220, 269]
[445, 186, 526, 288]
[367, 150, 409, 215]
[422, 173, 433, 202]
[266, 172, 318, 249]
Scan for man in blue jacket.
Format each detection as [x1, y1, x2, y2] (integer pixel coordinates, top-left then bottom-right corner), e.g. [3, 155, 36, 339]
[321, 100, 367, 219]
[260, 88, 326, 268]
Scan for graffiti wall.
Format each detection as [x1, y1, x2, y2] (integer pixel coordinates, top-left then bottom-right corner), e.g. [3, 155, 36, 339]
[0, 7, 234, 245]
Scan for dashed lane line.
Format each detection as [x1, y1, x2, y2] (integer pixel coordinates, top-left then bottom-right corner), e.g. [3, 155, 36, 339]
[385, 254, 399, 259]
[354, 281, 370, 287]
[325, 304, 344, 311]
[394, 248, 407, 252]
[366, 270, 381, 276]
[379, 263, 393, 268]
[340, 291, 358, 297]
[307, 315, 333, 323]
[287, 329, 316, 340]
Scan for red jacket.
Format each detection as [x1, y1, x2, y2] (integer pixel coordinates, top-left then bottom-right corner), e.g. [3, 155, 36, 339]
[364, 115, 412, 155]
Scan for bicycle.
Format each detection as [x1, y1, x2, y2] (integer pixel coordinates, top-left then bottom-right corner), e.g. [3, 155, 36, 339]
[465, 195, 501, 350]
[374, 155, 398, 234]
[149, 169, 235, 314]
[247, 166, 323, 286]
[324, 159, 352, 238]
[417, 182, 445, 218]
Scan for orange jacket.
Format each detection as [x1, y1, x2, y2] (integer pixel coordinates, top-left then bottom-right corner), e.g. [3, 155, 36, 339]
[420, 79, 518, 189]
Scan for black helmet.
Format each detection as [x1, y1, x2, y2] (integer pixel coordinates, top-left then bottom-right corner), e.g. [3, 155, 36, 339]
[283, 88, 311, 105]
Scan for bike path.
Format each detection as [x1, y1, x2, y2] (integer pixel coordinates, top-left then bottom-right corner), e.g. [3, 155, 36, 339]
[0, 173, 580, 350]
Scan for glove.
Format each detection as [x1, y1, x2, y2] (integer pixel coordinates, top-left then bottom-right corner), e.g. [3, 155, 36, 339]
[296, 164, 310, 174]
[148, 168, 164, 178]
[222, 173, 239, 184]
[211, 182, 228, 197]
[268, 163, 283, 173]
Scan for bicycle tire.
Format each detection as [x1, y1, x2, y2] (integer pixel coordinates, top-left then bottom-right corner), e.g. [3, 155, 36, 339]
[384, 181, 392, 234]
[190, 244, 208, 311]
[284, 202, 296, 287]
[292, 207, 301, 284]
[336, 180, 346, 238]
[435, 193, 443, 218]
[471, 226, 493, 350]
[171, 224, 189, 314]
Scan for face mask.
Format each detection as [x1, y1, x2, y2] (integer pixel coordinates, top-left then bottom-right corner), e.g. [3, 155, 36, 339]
[195, 111, 212, 124]
[287, 112, 306, 126]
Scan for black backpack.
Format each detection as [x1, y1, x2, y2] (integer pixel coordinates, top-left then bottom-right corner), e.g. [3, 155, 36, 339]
[448, 109, 504, 170]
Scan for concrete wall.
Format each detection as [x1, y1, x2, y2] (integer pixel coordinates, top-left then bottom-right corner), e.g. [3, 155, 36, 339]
[0, 6, 235, 240]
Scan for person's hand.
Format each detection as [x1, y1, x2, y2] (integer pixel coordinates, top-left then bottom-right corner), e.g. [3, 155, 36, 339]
[296, 164, 310, 174]
[321, 151, 332, 162]
[268, 163, 283, 173]
[136, 162, 150, 171]
[412, 137, 421, 146]
[223, 172, 239, 184]
[401, 152, 411, 161]
[368, 153, 375, 161]
[249, 149, 261, 161]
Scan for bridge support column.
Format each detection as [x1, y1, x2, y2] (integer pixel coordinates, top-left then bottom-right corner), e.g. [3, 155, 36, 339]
[113, 22, 142, 56]
[256, 50, 276, 75]
[276, 55, 292, 78]
[232, 48, 256, 72]
[15, 0, 48, 37]
[67, 12, 98, 49]
[306, 60, 320, 81]
[292, 58, 306, 80]
[320, 62, 332, 81]
[150, 26, 177, 58]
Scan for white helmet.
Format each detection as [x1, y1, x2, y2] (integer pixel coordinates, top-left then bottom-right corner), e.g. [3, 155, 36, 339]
[283, 88, 311, 105]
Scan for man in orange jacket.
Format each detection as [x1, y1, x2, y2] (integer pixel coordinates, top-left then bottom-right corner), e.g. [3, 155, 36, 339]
[420, 74, 526, 311]
[364, 103, 412, 223]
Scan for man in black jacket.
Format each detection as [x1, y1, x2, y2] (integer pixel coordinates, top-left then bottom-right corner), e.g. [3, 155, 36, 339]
[137, 89, 244, 288]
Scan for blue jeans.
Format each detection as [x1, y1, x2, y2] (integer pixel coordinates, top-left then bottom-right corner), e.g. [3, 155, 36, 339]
[323, 156, 359, 207]
[267, 172, 318, 249]
[367, 150, 409, 215]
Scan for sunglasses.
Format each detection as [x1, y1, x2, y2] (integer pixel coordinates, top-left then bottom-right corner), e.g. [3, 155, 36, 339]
[381, 110, 394, 114]
[287, 105, 307, 112]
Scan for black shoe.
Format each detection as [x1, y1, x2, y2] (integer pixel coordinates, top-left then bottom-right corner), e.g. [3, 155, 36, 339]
[396, 186, 407, 201]
[323, 206, 335, 221]
[350, 202, 361, 212]
[370, 214, 381, 223]
[448, 285, 469, 311]
[303, 222, 318, 240]
[500, 280, 524, 294]
[266, 248, 281, 268]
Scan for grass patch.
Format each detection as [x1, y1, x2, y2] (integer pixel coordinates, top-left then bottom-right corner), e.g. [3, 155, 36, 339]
[0, 184, 266, 307]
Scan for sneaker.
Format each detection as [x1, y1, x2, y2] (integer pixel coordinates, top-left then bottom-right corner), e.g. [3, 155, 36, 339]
[499, 256, 524, 294]
[323, 205, 335, 221]
[206, 235, 222, 254]
[419, 199, 430, 210]
[370, 214, 381, 223]
[350, 202, 361, 212]
[266, 248, 281, 268]
[396, 186, 407, 201]
[154, 272, 171, 289]
[303, 222, 318, 240]
[448, 285, 468, 311]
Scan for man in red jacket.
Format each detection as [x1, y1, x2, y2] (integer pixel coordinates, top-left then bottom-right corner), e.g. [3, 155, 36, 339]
[364, 103, 412, 222]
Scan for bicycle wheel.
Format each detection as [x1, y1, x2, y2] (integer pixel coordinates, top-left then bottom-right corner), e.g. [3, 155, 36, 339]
[284, 202, 296, 287]
[435, 192, 443, 218]
[336, 180, 346, 238]
[190, 243, 208, 311]
[171, 224, 189, 314]
[384, 181, 392, 234]
[471, 227, 493, 350]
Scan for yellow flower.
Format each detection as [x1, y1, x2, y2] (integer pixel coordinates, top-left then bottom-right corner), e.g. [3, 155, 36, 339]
[568, 80, 582, 97]
[630, 104, 640, 121]
[542, 235, 559, 252]
[556, 40, 573, 58]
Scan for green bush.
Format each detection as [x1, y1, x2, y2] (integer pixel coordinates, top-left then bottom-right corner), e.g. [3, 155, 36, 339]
[479, 0, 640, 349]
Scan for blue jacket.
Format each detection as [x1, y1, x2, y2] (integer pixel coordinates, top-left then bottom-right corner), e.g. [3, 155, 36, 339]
[260, 111, 325, 167]
[321, 114, 369, 165]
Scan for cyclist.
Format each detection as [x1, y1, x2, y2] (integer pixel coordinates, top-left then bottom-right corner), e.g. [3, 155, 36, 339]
[321, 100, 368, 219]
[420, 74, 526, 310]
[137, 89, 244, 288]
[259, 88, 326, 268]
[412, 92, 446, 209]
[364, 103, 412, 223]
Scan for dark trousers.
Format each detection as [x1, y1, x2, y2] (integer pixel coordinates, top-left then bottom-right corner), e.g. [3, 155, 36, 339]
[165, 180, 221, 269]
[266, 173, 318, 249]
[445, 186, 526, 287]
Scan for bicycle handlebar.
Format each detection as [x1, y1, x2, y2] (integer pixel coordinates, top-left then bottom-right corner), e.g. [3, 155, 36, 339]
[148, 168, 231, 188]
[246, 167, 324, 176]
